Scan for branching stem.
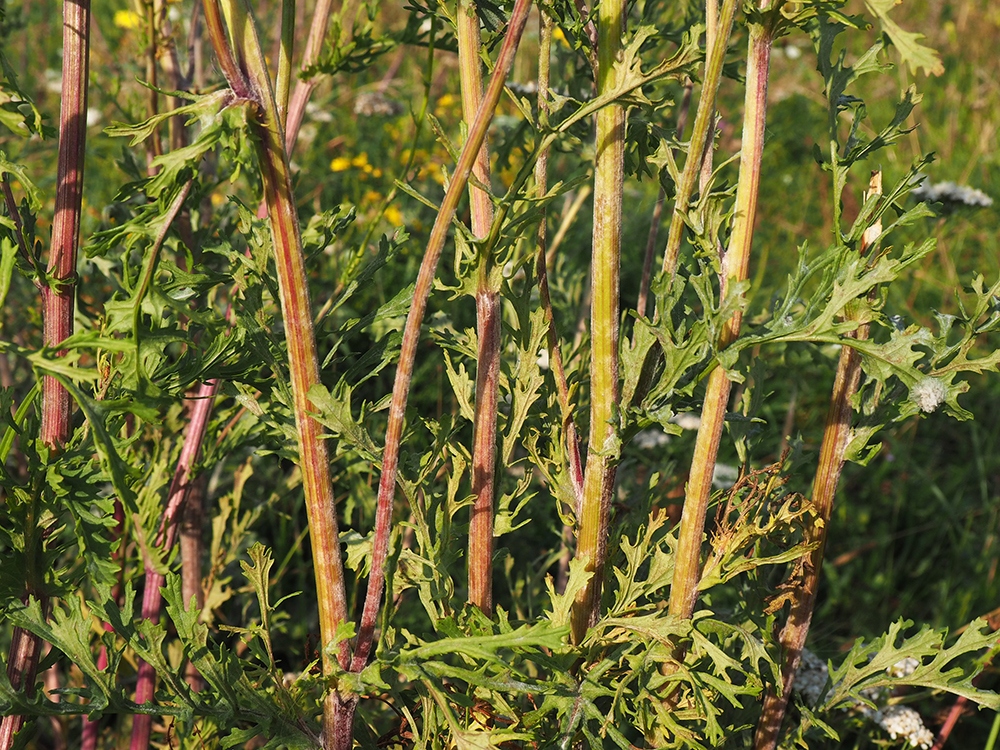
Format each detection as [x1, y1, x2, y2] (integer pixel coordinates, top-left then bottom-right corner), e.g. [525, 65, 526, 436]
[753, 171, 882, 750]
[353, 0, 534, 669]
[669, 4, 773, 622]
[660, 0, 738, 280]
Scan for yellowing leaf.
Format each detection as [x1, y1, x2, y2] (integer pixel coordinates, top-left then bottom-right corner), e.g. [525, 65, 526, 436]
[865, 0, 944, 76]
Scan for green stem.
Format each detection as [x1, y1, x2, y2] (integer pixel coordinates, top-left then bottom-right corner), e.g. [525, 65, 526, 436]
[353, 0, 534, 669]
[276, 0, 295, 127]
[534, 9, 584, 592]
[753, 171, 882, 750]
[569, 0, 624, 644]
[668, 7, 773, 622]
[457, 0, 500, 616]
[637, 80, 692, 319]
[660, 0, 738, 279]
[208, 1, 351, 746]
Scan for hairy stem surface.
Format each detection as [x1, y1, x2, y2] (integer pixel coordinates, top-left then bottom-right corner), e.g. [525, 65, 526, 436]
[569, 0, 624, 644]
[457, 0, 500, 615]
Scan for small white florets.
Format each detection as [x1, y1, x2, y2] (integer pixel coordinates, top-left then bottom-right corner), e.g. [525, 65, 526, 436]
[910, 377, 947, 413]
[795, 652, 934, 748]
[874, 705, 934, 749]
[913, 178, 993, 208]
[794, 649, 829, 707]
[888, 657, 920, 679]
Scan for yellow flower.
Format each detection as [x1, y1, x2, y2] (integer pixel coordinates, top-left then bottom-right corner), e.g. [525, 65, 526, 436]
[552, 26, 568, 46]
[351, 153, 369, 168]
[330, 156, 351, 172]
[371, 168, 383, 178]
[114, 9, 142, 29]
[437, 94, 457, 107]
[210, 192, 226, 208]
[384, 205, 404, 226]
[363, 190, 382, 204]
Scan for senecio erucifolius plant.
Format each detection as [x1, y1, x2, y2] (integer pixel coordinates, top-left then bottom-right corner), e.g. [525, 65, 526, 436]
[4, 0, 1000, 747]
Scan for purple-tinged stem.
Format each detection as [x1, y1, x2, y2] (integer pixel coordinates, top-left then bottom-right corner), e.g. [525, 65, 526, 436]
[1, 2, 91, 747]
[753, 171, 882, 750]
[41, 0, 90, 449]
[283, 0, 334, 153]
[201, 0, 250, 97]
[180, 474, 207, 692]
[129, 380, 218, 750]
[214, 2, 352, 745]
[457, 0, 500, 616]
[353, 0, 535, 671]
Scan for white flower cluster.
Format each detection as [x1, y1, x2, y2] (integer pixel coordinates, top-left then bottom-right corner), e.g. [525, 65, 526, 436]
[912, 178, 993, 208]
[873, 705, 935, 749]
[794, 651, 934, 749]
[889, 657, 920, 679]
[910, 377, 947, 413]
[633, 429, 671, 450]
[353, 91, 403, 117]
[794, 649, 829, 707]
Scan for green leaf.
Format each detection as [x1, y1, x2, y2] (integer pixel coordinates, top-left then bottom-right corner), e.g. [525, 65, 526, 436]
[865, 0, 944, 76]
[824, 619, 1000, 712]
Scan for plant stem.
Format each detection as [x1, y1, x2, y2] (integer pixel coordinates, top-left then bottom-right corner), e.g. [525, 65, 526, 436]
[180, 477, 207, 692]
[1, 2, 90, 746]
[660, 0, 737, 279]
[42, 0, 91, 450]
[213, 2, 353, 745]
[201, 0, 249, 96]
[276, 0, 295, 126]
[457, 0, 500, 616]
[668, 4, 773, 622]
[283, 0, 334, 152]
[637, 80, 692, 319]
[145, 0, 163, 174]
[569, 0, 624, 645]
[534, 9, 584, 593]
[753, 171, 882, 750]
[352, 0, 534, 670]
[129, 379, 218, 750]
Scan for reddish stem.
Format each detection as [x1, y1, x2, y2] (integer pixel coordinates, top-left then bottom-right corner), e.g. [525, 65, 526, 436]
[352, 0, 534, 672]
[1, 2, 91, 747]
[129, 381, 218, 750]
